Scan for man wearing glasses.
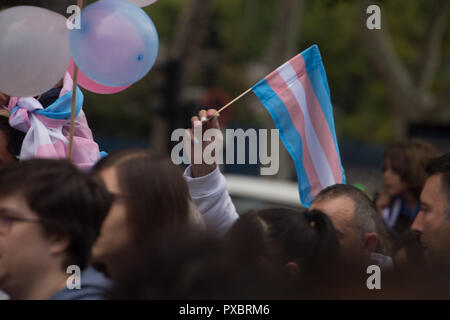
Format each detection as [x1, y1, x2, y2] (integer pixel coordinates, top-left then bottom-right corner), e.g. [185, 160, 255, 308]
[0, 159, 112, 299]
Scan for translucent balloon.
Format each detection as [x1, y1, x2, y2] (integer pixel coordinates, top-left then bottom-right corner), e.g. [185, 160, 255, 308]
[70, 0, 159, 87]
[126, 0, 158, 8]
[0, 6, 71, 97]
[67, 59, 131, 94]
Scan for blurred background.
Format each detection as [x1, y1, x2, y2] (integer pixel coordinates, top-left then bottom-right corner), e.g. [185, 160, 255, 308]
[2, 0, 450, 208]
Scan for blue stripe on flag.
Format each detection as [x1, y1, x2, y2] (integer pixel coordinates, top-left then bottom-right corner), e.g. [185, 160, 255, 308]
[252, 79, 314, 206]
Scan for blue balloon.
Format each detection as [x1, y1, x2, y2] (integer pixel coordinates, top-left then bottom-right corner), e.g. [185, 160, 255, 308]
[70, 0, 159, 87]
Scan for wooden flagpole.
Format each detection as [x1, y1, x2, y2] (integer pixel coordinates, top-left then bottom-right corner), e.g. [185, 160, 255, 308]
[68, 0, 83, 160]
[204, 87, 253, 122]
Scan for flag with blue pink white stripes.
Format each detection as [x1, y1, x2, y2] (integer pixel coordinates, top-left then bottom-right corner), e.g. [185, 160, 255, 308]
[252, 44, 345, 207]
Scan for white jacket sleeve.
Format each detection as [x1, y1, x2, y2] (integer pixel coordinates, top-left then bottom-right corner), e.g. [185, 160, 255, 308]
[184, 165, 239, 237]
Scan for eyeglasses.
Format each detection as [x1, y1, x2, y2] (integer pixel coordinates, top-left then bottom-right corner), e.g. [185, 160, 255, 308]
[0, 208, 40, 235]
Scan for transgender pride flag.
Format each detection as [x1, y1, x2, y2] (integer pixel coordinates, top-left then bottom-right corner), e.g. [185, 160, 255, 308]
[252, 44, 345, 207]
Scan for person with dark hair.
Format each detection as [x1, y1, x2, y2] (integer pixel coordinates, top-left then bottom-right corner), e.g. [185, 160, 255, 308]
[0, 159, 112, 300]
[310, 184, 392, 269]
[226, 207, 344, 297]
[376, 139, 437, 236]
[375, 140, 438, 266]
[0, 116, 24, 167]
[89, 149, 199, 280]
[0, 93, 25, 168]
[411, 153, 450, 268]
[0, 74, 102, 170]
[228, 208, 339, 271]
[182, 109, 392, 270]
[107, 226, 286, 300]
[0, 90, 51, 168]
[108, 208, 343, 300]
[0, 93, 8, 107]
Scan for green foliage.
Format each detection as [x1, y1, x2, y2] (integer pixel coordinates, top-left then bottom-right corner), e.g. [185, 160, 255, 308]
[299, 0, 392, 143]
[213, 0, 277, 63]
[80, 0, 449, 145]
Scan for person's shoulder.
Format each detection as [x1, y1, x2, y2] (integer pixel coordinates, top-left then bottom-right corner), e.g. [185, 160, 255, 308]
[48, 267, 113, 300]
[370, 252, 394, 270]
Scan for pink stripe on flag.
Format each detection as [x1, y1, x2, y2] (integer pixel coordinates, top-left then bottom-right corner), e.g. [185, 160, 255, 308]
[265, 71, 323, 196]
[36, 140, 66, 159]
[290, 54, 343, 183]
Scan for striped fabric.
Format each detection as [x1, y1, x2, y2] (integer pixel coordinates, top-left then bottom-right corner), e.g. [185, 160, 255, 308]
[252, 45, 345, 206]
[2, 72, 102, 171]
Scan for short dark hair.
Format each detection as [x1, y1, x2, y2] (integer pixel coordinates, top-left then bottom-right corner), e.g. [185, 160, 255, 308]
[426, 153, 450, 216]
[314, 184, 380, 238]
[0, 159, 112, 269]
[90, 149, 191, 243]
[0, 116, 25, 159]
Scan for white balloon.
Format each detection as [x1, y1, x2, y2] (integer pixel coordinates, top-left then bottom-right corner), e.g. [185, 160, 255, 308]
[0, 6, 71, 97]
[126, 0, 158, 8]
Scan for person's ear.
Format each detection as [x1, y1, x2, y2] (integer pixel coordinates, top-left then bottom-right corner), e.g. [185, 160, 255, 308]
[48, 233, 70, 256]
[361, 232, 378, 262]
[285, 262, 300, 280]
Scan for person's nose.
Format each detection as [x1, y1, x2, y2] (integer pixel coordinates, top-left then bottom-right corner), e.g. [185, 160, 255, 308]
[385, 166, 395, 176]
[411, 210, 424, 236]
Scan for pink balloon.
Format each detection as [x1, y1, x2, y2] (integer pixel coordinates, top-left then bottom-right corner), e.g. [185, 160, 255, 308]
[67, 59, 131, 94]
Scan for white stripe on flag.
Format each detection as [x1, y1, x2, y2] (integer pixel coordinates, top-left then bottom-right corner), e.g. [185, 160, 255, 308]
[277, 63, 335, 189]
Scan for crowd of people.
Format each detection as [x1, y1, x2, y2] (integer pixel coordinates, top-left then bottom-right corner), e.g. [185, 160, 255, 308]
[0, 86, 450, 300]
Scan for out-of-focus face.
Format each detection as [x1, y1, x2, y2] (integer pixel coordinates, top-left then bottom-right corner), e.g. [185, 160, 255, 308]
[0, 93, 18, 168]
[91, 166, 133, 269]
[0, 129, 17, 169]
[411, 174, 450, 266]
[310, 196, 362, 263]
[0, 91, 19, 167]
[0, 93, 9, 107]
[382, 158, 407, 196]
[0, 193, 55, 293]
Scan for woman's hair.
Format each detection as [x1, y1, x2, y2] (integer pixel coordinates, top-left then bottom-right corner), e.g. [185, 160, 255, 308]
[225, 207, 341, 294]
[90, 149, 191, 243]
[108, 208, 344, 299]
[383, 139, 438, 199]
[107, 226, 287, 299]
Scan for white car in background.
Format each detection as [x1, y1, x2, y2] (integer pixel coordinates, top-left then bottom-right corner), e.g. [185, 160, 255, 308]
[224, 174, 304, 214]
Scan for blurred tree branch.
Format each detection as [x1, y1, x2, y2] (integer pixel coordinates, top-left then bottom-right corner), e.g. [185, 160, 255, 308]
[264, 0, 304, 180]
[153, 0, 212, 153]
[265, 0, 303, 67]
[357, 0, 449, 139]
[168, 0, 212, 88]
[414, 0, 450, 92]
